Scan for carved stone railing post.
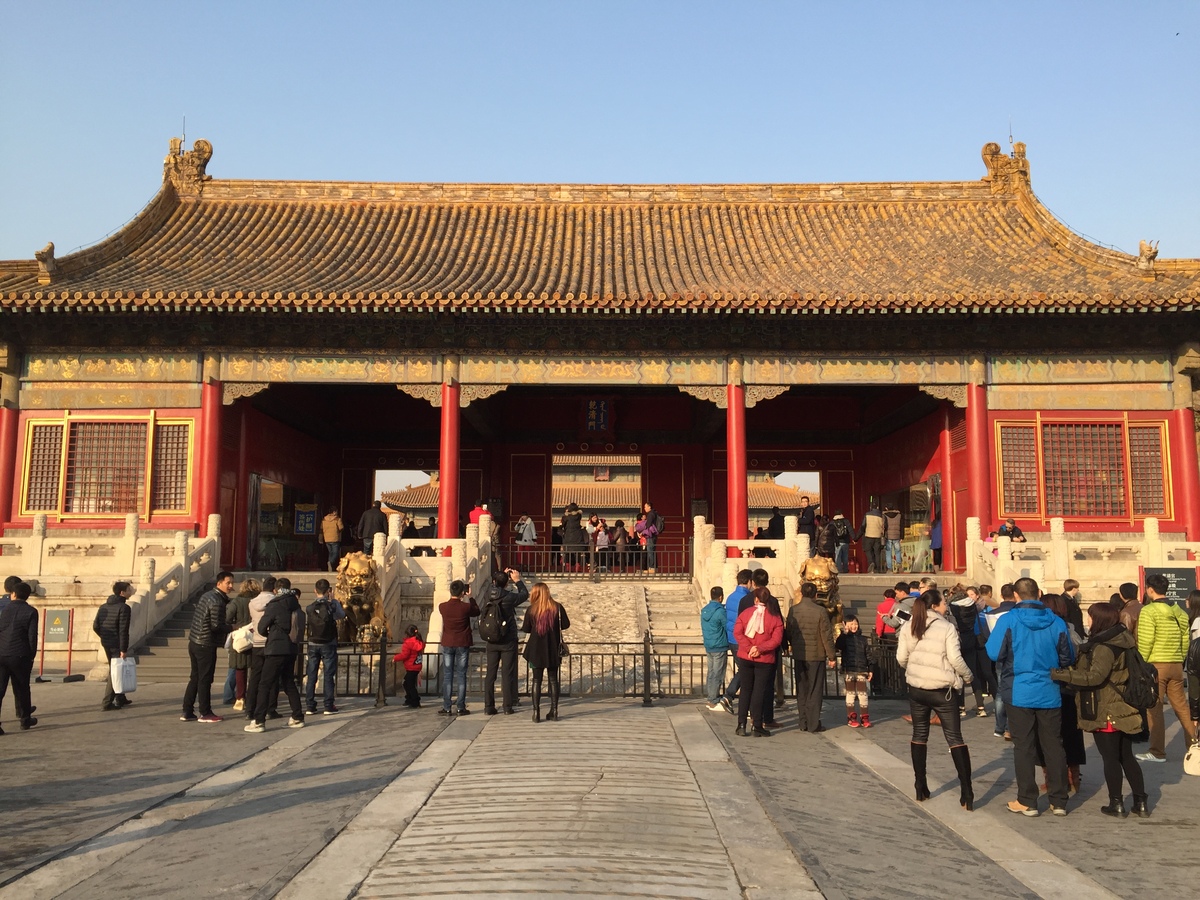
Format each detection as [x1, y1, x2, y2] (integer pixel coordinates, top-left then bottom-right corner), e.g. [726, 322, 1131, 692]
[1049, 517, 1069, 581]
[426, 558, 453, 649]
[139, 556, 156, 593]
[1143, 516, 1163, 567]
[995, 535, 1013, 584]
[123, 512, 141, 577]
[965, 517, 983, 582]
[388, 513, 402, 541]
[784, 515, 799, 572]
[710, 540, 727, 584]
[693, 516, 711, 574]
[796, 534, 811, 565]
[372, 532, 385, 564]
[477, 514, 493, 578]
[30, 513, 47, 576]
[722, 559, 739, 607]
[174, 531, 190, 603]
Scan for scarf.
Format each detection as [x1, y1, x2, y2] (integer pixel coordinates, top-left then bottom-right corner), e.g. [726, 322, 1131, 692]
[745, 604, 766, 639]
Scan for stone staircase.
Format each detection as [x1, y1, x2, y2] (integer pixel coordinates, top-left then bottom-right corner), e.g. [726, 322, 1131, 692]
[644, 582, 703, 652]
[134, 570, 330, 683]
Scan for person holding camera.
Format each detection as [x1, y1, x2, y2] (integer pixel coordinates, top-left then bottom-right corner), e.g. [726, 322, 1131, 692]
[481, 568, 528, 715]
[896, 589, 976, 811]
[438, 579, 479, 716]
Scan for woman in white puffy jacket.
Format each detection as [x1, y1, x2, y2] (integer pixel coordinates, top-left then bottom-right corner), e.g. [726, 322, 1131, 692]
[896, 590, 976, 811]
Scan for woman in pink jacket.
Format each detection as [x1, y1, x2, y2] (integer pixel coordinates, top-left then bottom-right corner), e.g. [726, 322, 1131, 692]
[734, 587, 784, 737]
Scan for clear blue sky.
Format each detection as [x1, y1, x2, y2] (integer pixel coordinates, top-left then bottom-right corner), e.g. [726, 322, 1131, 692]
[1, 1, 1197, 260]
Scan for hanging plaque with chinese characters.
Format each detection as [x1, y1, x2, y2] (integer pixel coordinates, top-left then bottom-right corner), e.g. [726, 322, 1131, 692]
[580, 396, 615, 441]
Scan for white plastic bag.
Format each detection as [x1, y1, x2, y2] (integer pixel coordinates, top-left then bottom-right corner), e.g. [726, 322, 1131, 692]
[1184, 740, 1200, 777]
[110, 657, 137, 694]
[232, 624, 255, 653]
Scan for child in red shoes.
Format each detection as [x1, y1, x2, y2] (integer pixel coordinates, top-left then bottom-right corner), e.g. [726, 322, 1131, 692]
[836, 613, 873, 727]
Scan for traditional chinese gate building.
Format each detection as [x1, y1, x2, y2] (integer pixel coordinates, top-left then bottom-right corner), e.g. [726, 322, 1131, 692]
[2, 139, 1198, 573]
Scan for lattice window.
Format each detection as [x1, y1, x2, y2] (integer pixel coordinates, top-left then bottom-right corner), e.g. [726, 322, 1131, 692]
[24, 424, 64, 511]
[64, 422, 148, 514]
[1129, 425, 1167, 516]
[151, 424, 190, 510]
[1042, 423, 1126, 517]
[999, 425, 1039, 515]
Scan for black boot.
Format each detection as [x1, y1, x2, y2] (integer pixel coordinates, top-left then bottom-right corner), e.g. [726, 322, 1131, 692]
[1101, 797, 1128, 818]
[1130, 795, 1150, 818]
[911, 743, 930, 801]
[532, 676, 542, 723]
[951, 745, 973, 811]
[546, 671, 560, 721]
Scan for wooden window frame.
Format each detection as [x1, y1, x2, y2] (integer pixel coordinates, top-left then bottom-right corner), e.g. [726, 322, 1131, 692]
[19, 413, 194, 520]
[995, 414, 1172, 524]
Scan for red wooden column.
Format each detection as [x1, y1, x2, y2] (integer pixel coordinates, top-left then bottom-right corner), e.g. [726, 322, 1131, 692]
[1172, 363, 1200, 541]
[0, 405, 16, 524]
[940, 405, 954, 571]
[965, 374, 992, 532]
[438, 368, 461, 540]
[726, 380, 748, 549]
[197, 378, 221, 537]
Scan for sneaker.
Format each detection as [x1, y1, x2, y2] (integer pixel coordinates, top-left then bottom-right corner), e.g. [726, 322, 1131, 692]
[232, 699, 244, 712]
[243, 722, 265, 733]
[197, 714, 224, 724]
[976, 707, 989, 718]
[1050, 806, 1068, 817]
[1135, 752, 1166, 763]
[860, 714, 872, 728]
[438, 708, 452, 716]
[287, 717, 305, 728]
[306, 708, 319, 716]
[323, 705, 339, 715]
[20, 717, 37, 730]
[719, 697, 734, 714]
[1007, 800, 1039, 817]
[848, 711, 860, 727]
[1003, 731, 1012, 741]
[457, 708, 471, 716]
[993, 731, 1006, 739]
[705, 701, 723, 712]
[180, 714, 198, 722]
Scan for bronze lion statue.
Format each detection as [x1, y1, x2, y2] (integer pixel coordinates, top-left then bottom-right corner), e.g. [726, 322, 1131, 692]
[335, 551, 387, 645]
[799, 553, 844, 634]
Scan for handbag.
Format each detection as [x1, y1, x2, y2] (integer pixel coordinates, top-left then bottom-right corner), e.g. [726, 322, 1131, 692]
[1184, 739, 1200, 777]
[232, 623, 255, 653]
[110, 657, 137, 694]
[557, 606, 570, 658]
[1078, 689, 1099, 721]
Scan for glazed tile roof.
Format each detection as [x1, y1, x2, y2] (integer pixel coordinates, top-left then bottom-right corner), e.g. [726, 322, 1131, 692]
[3, 140, 1198, 315]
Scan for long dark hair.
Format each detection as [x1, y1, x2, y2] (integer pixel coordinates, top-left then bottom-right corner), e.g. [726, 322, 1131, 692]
[753, 586, 782, 619]
[910, 589, 942, 640]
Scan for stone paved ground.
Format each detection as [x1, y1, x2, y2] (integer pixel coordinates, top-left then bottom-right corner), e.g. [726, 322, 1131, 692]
[6, 684, 1200, 899]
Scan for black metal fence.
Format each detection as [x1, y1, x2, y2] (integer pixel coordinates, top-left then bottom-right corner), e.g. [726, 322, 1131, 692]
[496, 539, 689, 580]
[301, 634, 908, 702]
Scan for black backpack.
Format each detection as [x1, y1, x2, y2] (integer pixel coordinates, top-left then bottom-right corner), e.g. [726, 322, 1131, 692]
[306, 598, 338, 644]
[477, 594, 507, 643]
[1118, 646, 1159, 711]
[832, 518, 852, 542]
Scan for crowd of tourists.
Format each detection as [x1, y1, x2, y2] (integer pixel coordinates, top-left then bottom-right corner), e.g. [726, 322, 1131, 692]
[511, 501, 665, 574]
[701, 568, 1200, 818]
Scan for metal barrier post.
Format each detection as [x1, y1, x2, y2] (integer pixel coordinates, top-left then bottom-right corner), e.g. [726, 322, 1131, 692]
[374, 630, 388, 708]
[642, 629, 652, 707]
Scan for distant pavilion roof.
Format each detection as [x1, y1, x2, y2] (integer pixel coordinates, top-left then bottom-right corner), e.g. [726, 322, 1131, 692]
[3, 139, 1198, 315]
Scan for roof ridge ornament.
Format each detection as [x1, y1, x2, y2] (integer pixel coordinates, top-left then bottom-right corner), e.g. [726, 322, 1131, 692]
[34, 242, 57, 285]
[1137, 239, 1159, 272]
[980, 141, 1030, 194]
[163, 137, 213, 195]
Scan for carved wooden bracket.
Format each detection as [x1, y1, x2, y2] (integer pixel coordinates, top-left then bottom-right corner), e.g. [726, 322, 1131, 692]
[397, 384, 443, 406]
[459, 384, 506, 407]
[222, 382, 268, 405]
[745, 385, 789, 408]
[678, 385, 728, 409]
[920, 384, 967, 408]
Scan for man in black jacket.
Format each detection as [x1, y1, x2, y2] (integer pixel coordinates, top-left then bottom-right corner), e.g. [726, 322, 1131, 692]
[357, 500, 388, 554]
[246, 586, 305, 732]
[481, 568, 529, 715]
[181, 571, 234, 724]
[94, 581, 133, 711]
[0, 581, 39, 732]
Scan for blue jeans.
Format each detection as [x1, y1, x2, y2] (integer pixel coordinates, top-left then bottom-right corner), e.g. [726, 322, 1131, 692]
[222, 667, 236, 704]
[325, 542, 341, 571]
[706, 650, 728, 704]
[723, 644, 741, 702]
[645, 536, 658, 570]
[834, 543, 849, 572]
[441, 646, 470, 711]
[305, 640, 338, 712]
[885, 539, 902, 571]
[995, 694, 1008, 734]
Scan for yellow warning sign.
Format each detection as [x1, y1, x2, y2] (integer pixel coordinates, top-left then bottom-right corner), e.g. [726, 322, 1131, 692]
[45, 608, 71, 643]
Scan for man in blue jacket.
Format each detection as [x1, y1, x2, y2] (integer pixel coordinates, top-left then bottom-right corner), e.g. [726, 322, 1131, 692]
[986, 577, 1075, 817]
[701, 587, 728, 710]
[719, 569, 754, 713]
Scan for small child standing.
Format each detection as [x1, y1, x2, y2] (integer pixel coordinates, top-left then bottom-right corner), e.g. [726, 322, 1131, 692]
[835, 612, 873, 727]
[393, 625, 426, 708]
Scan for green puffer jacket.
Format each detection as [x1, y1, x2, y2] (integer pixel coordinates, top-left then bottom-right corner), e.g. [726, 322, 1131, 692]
[1136, 599, 1189, 664]
[1051, 625, 1142, 734]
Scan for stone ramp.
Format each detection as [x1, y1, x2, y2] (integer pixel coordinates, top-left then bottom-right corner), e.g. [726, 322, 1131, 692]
[645, 582, 703, 651]
[355, 706, 744, 899]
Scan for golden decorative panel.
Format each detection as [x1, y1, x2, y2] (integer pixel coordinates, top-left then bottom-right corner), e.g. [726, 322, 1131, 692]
[21, 383, 201, 410]
[220, 354, 440, 384]
[988, 384, 1173, 411]
[989, 355, 1171, 385]
[24, 353, 200, 383]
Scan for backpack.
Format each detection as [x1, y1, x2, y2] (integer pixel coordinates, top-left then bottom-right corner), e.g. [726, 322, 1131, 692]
[477, 593, 507, 643]
[306, 598, 338, 644]
[832, 518, 852, 543]
[1118, 646, 1159, 711]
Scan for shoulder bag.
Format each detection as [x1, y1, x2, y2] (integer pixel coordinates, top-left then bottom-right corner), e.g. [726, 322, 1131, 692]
[558, 606, 570, 658]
